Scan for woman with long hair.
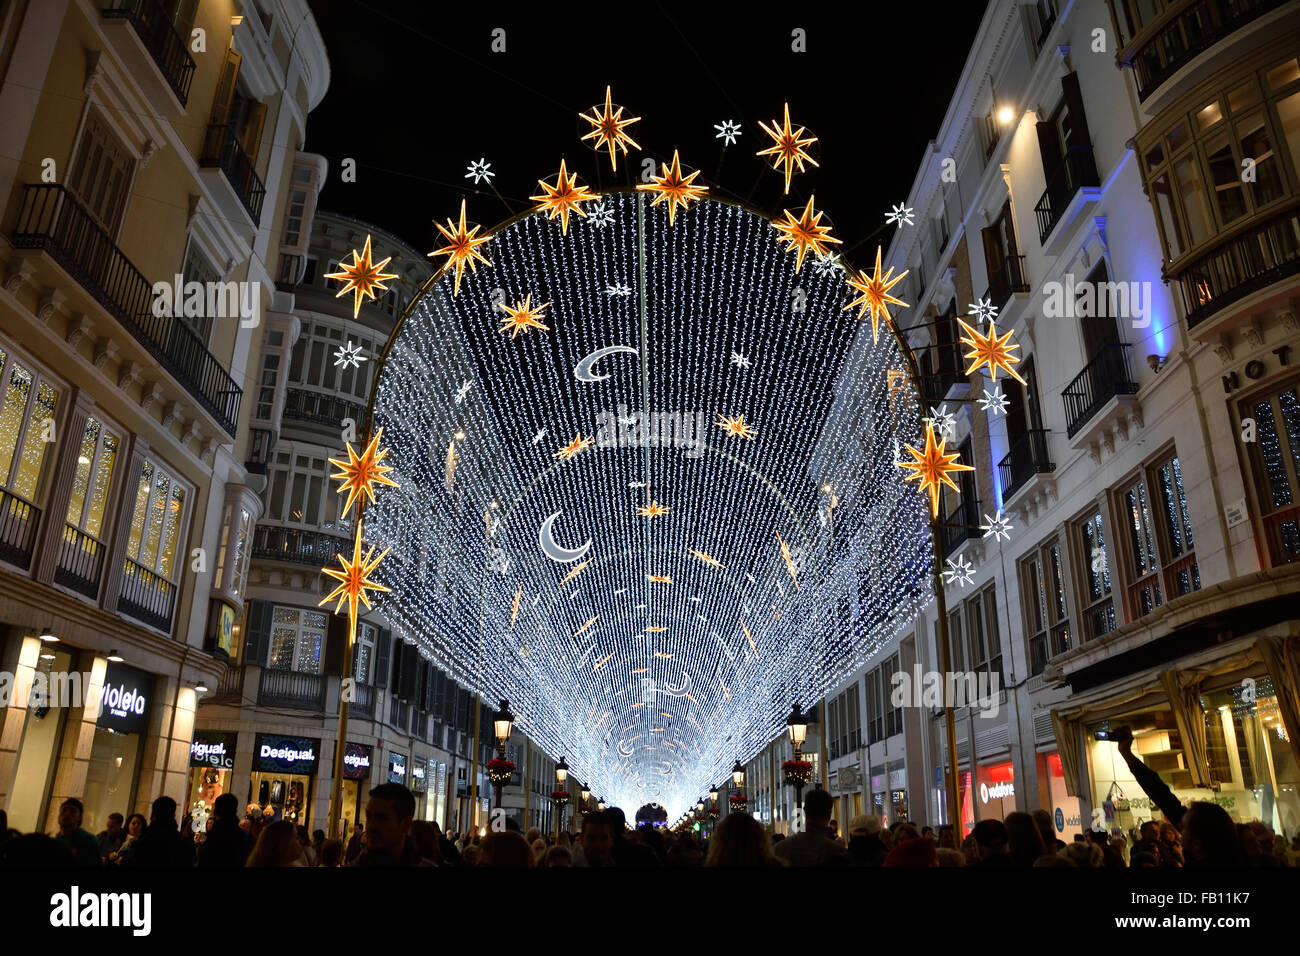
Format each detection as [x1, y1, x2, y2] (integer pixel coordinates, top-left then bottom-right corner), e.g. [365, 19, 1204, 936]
[245, 821, 307, 866]
[109, 814, 148, 866]
[1004, 812, 1047, 867]
[703, 813, 784, 867]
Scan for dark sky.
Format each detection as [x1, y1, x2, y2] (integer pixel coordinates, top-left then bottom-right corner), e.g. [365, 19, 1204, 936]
[305, 0, 989, 257]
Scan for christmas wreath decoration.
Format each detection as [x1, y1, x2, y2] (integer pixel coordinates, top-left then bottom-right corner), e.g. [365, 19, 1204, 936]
[579, 803, 592, 814]
[782, 759, 814, 785]
[551, 789, 571, 805]
[487, 758, 515, 786]
[729, 793, 747, 812]
[708, 804, 720, 819]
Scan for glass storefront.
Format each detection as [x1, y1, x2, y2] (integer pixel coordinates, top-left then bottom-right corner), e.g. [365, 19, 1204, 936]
[82, 662, 154, 833]
[339, 742, 372, 839]
[1041, 752, 1084, 839]
[975, 761, 1015, 824]
[186, 731, 237, 834]
[250, 733, 319, 828]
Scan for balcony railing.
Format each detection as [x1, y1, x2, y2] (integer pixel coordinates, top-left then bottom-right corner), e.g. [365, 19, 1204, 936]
[12, 184, 242, 435]
[282, 387, 367, 431]
[939, 494, 981, 560]
[0, 489, 41, 570]
[101, 0, 195, 105]
[200, 124, 265, 223]
[245, 428, 275, 475]
[1128, 0, 1287, 101]
[258, 668, 326, 710]
[998, 429, 1054, 501]
[1034, 145, 1100, 245]
[1175, 206, 1300, 330]
[53, 524, 106, 599]
[1082, 597, 1117, 642]
[252, 524, 352, 567]
[116, 557, 176, 632]
[351, 681, 375, 719]
[984, 255, 1030, 316]
[1062, 343, 1139, 438]
[922, 342, 968, 403]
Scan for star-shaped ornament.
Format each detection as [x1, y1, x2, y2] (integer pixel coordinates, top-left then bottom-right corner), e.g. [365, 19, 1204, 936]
[968, 298, 999, 324]
[324, 234, 399, 319]
[333, 341, 367, 370]
[771, 195, 841, 273]
[429, 199, 492, 296]
[958, 318, 1027, 383]
[714, 119, 742, 146]
[637, 150, 708, 226]
[498, 294, 550, 339]
[554, 433, 594, 460]
[716, 413, 756, 440]
[606, 283, 632, 297]
[897, 424, 975, 518]
[844, 246, 909, 344]
[328, 429, 400, 520]
[580, 86, 641, 171]
[730, 351, 751, 369]
[812, 252, 843, 278]
[757, 102, 819, 194]
[531, 159, 598, 234]
[981, 510, 1014, 542]
[922, 404, 957, 443]
[886, 204, 915, 227]
[465, 158, 495, 184]
[979, 386, 1010, 416]
[944, 555, 976, 588]
[587, 201, 615, 229]
[320, 520, 392, 621]
[636, 500, 670, 519]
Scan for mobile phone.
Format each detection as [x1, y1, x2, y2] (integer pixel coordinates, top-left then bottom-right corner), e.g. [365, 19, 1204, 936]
[1093, 730, 1112, 741]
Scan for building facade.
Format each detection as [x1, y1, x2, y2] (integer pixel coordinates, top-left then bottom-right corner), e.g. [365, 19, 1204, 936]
[818, 0, 1300, 843]
[0, 0, 329, 835]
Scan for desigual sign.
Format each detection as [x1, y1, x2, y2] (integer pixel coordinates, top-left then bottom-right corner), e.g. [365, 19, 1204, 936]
[97, 663, 155, 735]
[253, 734, 319, 774]
[190, 732, 236, 768]
[342, 742, 372, 780]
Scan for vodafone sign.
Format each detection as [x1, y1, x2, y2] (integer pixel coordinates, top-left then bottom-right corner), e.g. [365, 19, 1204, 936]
[978, 762, 1015, 805]
[979, 780, 1014, 803]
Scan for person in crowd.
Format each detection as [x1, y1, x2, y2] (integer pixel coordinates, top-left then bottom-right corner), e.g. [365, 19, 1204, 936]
[311, 829, 326, 864]
[296, 826, 316, 866]
[1031, 809, 1066, 853]
[1132, 820, 1161, 863]
[123, 796, 196, 868]
[970, 819, 1013, 867]
[53, 798, 101, 867]
[319, 839, 344, 867]
[605, 807, 658, 867]
[1004, 811, 1046, 867]
[935, 848, 966, 867]
[97, 813, 125, 862]
[431, 821, 461, 866]
[1157, 821, 1184, 867]
[530, 838, 548, 862]
[1034, 853, 1074, 867]
[703, 812, 784, 867]
[351, 783, 421, 866]
[345, 822, 365, 864]
[462, 845, 482, 866]
[891, 822, 921, 844]
[883, 837, 938, 867]
[246, 821, 307, 866]
[920, 826, 936, 844]
[1129, 850, 1159, 867]
[937, 824, 956, 850]
[828, 819, 844, 846]
[774, 788, 849, 867]
[197, 794, 254, 867]
[410, 821, 444, 866]
[109, 813, 147, 866]
[845, 815, 888, 867]
[1108, 834, 1130, 866]
[480, 830, 534, 866]
[666, 832, 704, 866]
[544, 845, 572, 866]
[1, 832, 74, 867]
[577, 811, 615, 867]
[1058, 841, 1103, 866]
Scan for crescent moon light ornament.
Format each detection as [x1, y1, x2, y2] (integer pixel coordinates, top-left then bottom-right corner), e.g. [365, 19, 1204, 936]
[538, 511, 592, 563]
[574, 344, 639, 383]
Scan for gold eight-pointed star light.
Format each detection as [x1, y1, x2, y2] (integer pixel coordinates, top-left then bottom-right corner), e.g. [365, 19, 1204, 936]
[957, 317, 1028, 384]
[775, 531, 800, 590]
[579, 86, 641, 172]
[716, 413, 756, 440]
[771, 195, 841, 273]
[646, 573, 673, 584]
[844, 246, 909, 344]
[429, 199, 493, 296]
[498, 294, 551, 339]
[531, 159, 599, 234]
[757, 102, 819, 194]
[554, 433, 594, 460]
[328, 428, 400, 521]
[319, 521, 391, 623]
[637, 150, 708, 226]
[897, 423, 976, 518]
[636, 500, 670, 519]
[324, 234, 399, 319]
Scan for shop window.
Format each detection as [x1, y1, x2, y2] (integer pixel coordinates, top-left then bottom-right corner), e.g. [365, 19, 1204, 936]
[267, 606, 327, 674]
[1201, 680, 1299, 837]
[1243, 381, 1300, 564]
[122, 458, 189, 584]
[1020, 537, 1071, 675]
[1076, 508, 1116, 640]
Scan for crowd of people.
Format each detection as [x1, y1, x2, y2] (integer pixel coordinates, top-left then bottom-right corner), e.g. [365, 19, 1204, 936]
[0, 731, 1296, 867]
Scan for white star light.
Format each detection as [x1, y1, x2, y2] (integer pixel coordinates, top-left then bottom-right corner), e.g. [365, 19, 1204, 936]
[465, 158, 495, 185]
[980, 510, 1013, 543]
[333, 341, 366, 369]
[730, 351, 751, 369]
[454, 380, 474, 405]
[533, 428, 546, 445]
[587, 201, 615, 229]
[886, 203, 915, 227]
[978, 386, 1009, 416]
[922, 404, 957, 443]
[714, 119, 742, 146]
[606, 283, 632, 297]
[811, 252, 843, 277]
[968, 298, 998, 323]
[944, 555, 976, 588]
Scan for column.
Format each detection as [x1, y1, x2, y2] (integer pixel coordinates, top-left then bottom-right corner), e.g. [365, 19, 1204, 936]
[0, 633, 41, 813]
[41, 651, 107, 833]
[133, 679, 196, 816]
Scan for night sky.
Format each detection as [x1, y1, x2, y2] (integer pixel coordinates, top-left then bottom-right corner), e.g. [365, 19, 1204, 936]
[305, 0, 989, 257]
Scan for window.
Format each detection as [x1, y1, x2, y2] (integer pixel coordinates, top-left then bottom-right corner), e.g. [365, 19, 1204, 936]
[846, 682, 862, 749]
[214, 503, 251, 599]
[866, 668, 883, 744]
[828, 697, 841, 759]
[267, 606, 327, 673]
[355, 622, 377, 684]
[255, 352, 280, 421]
[1243, 381, 1300, 564]
[1118, 453, 1201, 619]
[288, 321, 375, 400]
[965, 586, 1002, 682]
[881, 656, 901, 738]
[67, 109, 134, 236]
[0, 345, 61, 508]
[1021, 537, 1071, 676]
[179, 239, 219, 345]
[65, 416, 120, 541]
[1077, 508, 1117, 640]
[123, 459, 189, 582]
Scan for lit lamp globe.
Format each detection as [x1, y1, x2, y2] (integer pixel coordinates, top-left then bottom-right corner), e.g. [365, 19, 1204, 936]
[787, 702, 808, 756]
[493, 699, 514, 752]
[732, 761, 745, 789]
[556, 756, 568, 786]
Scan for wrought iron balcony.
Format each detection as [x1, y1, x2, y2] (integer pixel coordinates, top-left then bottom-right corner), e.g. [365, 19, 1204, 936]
[116, 557, 176, 632]
[252, 524, 351, 567]
[939, 494, 981, 560]
[101, 0, 195, 106]
[921, 342, 968, 403]
[53, 524, 106, 600]
[998, 429, 1054, 502]
[12, 184, 242, 435]
[0, 489, 40, 571]
[1062, 343, 1139, 439]
[1175, 205, 1300, 331]
[983, 255, 1030, 316]
[200, 124, 265, 223]
[1126, 0, 1287, 101]
[1034, 145, 1100, 245]
[258, 668, 326, 711]
[282, 386, 366, 431]
[351, 682, 375, 719]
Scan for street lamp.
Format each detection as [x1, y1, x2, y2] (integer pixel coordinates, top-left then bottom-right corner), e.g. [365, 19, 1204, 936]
[552, 757, 570, 837]
[488, 699, 514, 810]
[732, 761, 745, 788]
[580, 782, 591, 813]
[785, 701, 813, 808]
[730, 761, 747, 815]
[787, 702, 808, 757]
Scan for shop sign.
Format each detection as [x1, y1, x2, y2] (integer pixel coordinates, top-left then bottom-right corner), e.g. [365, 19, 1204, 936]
[98, 663, 155, 736]
[214, 602, 236, 659]
[254, 734, 319, 774]
[979, 780, 1014, 803]
[389, 752, 407, 783]
[190, 731, 236, 768]
[411, 758, 427, 792]
[342, 742, 372, 780]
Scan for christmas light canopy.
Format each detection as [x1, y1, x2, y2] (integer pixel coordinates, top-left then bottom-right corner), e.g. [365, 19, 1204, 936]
[368, 190, 935, 817]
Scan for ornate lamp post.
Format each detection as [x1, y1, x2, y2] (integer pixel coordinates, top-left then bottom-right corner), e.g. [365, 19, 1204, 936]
[729, 761, 747, 814]
[486, 699, 515, 810]
[551, 757, 570, 837]
[783, 702, 814, 810]
[579, 782, 592, 816]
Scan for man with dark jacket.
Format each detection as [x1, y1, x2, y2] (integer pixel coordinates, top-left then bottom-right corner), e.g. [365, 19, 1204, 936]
[197, 794, 253, 867]
[123, 796, 195, 868]
[351, 783, 422, 866]
[773, 788, 850, 867]
[606, 806, 660, 867]
[971, 819, 1014, 867]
